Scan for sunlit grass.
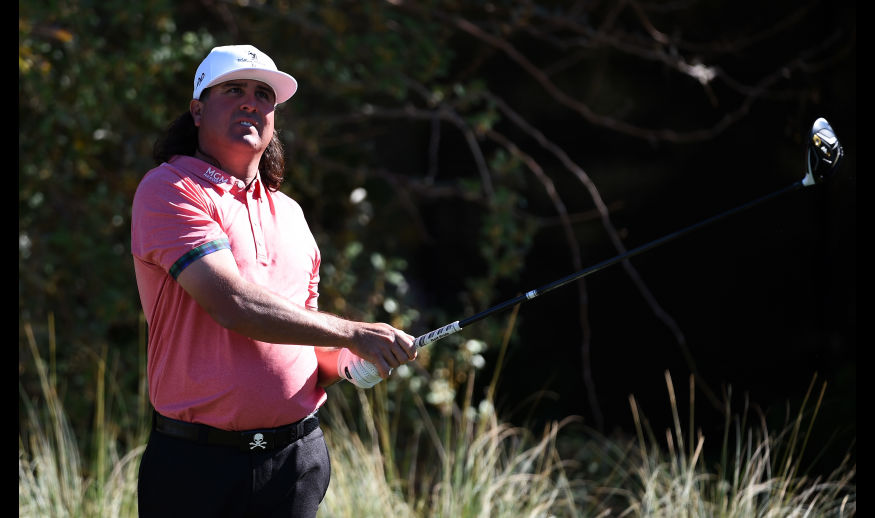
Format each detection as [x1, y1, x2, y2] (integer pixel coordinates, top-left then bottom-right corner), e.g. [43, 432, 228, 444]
[626, 372, 856, 517]
[574, 372, 857, 517]
[19, 322, 142, 518]
[319, 386, 579, 518]
[19, 318, 855, 517]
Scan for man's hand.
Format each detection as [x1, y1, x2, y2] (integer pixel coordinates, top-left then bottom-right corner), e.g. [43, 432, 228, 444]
[347, 322, 417, 379]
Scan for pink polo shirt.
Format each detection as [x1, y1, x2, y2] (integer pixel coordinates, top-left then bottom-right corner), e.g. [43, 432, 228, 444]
[131, 155, 326, 431]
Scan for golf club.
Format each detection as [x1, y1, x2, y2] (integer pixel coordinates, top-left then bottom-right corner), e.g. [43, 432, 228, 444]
[341, 117, 844, 387]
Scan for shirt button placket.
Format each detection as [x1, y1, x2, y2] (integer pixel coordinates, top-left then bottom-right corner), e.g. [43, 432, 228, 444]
[248, 190, 267, 264]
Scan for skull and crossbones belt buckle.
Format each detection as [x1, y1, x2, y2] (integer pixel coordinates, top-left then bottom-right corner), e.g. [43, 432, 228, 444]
[153, 411, 319, 452]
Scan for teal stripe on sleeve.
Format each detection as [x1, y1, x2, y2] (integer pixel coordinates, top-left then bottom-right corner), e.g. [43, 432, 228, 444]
[169, 238, 230, 279]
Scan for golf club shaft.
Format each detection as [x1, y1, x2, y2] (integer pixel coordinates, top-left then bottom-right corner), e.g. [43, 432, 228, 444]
[412, 178, 806, 349]
[341, 117, 841, 388]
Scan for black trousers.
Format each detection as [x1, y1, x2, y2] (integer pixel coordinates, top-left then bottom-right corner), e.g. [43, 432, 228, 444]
[137, 425, 331, 517]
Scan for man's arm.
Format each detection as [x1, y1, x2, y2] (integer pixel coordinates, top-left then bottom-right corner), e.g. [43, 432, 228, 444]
[175, 248, 415, 378]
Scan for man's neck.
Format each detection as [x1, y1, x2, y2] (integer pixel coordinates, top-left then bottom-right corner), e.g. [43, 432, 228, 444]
[194, 148, 261, 186]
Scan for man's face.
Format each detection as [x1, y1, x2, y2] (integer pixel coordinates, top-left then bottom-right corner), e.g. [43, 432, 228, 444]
[190, 79, 277, 161]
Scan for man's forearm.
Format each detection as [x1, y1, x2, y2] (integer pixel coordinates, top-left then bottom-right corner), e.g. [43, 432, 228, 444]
[176, 248, 356, 346]
[222, 280, 356, 346]
[175, 248, 415, 378]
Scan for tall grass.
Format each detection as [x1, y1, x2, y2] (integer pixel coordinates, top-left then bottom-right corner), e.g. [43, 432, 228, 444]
[19, 317, 856, 517]
[634, 372, 856, 517]
[575, 372, 857, 517]
[19, 321, 142, 518]
[319, 386, 580, 518]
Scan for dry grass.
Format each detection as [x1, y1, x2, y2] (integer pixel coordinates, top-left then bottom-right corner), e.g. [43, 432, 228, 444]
[19, 319, 855, 517]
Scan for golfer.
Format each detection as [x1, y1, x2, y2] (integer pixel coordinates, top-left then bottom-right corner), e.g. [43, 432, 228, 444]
[131, 44, 417, 517]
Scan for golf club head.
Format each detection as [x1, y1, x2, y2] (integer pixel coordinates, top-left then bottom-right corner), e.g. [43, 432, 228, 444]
[802, 117, 843, 186]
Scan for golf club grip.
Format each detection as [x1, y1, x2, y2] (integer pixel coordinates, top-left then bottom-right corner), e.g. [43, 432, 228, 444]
[413, 320, 462, 349]
[344, 321, 463, 387]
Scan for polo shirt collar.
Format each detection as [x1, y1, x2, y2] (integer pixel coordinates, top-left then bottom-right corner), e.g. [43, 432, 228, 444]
[169, 155, 264, 196]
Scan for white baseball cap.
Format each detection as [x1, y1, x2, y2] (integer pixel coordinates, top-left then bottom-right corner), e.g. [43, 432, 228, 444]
[192, 45, 298, 104]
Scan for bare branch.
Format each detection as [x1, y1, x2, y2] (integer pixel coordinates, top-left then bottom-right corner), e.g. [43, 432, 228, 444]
[447, 12, 728, 142]
[399, 1, 844, 143]
[484, 91, 723, 411]
[485, 127, 604, 429]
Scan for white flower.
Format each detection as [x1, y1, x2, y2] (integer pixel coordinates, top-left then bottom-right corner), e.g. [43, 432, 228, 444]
[349, 187, 367, 204]
[464, 339, 486, 354]
[426, 378, 455, 407]
[383, 298, 398, 313]
[478, 399, 494, 417]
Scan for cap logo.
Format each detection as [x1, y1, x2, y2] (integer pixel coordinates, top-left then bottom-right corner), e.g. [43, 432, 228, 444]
[195, 72, 205, 89]
[236, 50, 258, 66]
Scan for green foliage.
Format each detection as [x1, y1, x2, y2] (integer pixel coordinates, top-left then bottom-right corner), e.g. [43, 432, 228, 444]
[19, 0, 215, 445]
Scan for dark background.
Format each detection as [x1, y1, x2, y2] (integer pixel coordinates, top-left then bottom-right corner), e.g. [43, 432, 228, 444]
[391, 4, 857, 469]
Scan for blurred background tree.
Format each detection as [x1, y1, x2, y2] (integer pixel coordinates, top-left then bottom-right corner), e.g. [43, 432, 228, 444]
[20, 0, 854, 473]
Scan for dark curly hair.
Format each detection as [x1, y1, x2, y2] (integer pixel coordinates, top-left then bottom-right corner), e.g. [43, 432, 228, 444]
[152, 88, 286, 191]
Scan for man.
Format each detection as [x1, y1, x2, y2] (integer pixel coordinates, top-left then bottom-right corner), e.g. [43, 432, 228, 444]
[131, 44, 417, 517]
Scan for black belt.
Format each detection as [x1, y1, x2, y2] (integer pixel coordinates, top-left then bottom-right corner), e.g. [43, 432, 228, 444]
[153, 411, 319, 452]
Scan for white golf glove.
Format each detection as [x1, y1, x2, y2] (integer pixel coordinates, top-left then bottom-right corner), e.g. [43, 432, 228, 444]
[337, 348, 384, 389]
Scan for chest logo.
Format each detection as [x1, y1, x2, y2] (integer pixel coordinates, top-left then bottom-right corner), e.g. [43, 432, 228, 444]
[203, 167, 227, 184]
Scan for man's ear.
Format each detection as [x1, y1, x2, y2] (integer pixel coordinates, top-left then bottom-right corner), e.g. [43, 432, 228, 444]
[190, 99, 203, 127]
